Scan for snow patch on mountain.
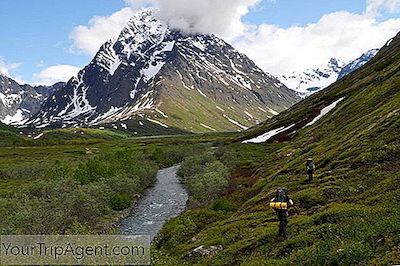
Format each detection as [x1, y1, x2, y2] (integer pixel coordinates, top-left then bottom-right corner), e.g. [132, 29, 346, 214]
[304, 97, 346, 128]
[2, 109, 24, 124]
[223, 114, 248, 130]
[33, 133, 44, 140]
[58, 74, 96, 120]
[0, 93, 22, 108]
[243, 124, 295, 144]
[147, 118, 169, 128]
[155, 108, 168, 118]
[200, 123, 216, 131]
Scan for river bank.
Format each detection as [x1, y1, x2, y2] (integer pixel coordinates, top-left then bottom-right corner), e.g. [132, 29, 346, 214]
[119, 165, 188, 241]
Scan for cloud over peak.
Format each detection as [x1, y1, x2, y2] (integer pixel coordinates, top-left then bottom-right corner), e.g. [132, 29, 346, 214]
[133, 0, 260, 39]
[69, 0, 400, 76]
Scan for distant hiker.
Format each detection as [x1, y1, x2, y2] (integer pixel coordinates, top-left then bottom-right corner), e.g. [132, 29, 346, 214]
[270, 187, 294, 239]
[305, 158, 315, 184]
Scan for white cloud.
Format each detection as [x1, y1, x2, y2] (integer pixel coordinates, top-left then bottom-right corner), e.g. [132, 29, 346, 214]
[33, 65, 80, 85]
[70, 7, 137, 55]
[234, 11, 400, 75]
[69, 0, 400, 76]
[366, 0, 400, 16]
[0, 57, 21, 77]
[70, 1, 259, 55]
[70, 0, 260, 55]
[126, 0, 260, 39]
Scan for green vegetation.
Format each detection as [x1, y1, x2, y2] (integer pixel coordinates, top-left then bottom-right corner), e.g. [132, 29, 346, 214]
[155, 82, 284, 133]
[0, 127, 233, 234]
[178, 152, 231, 207]
[0, 122, 27, 146]
[109, 193, 132, 211]
[152, 34, 400, 265]
[1, 31, 399, 266]
[0, 149, 158, 234]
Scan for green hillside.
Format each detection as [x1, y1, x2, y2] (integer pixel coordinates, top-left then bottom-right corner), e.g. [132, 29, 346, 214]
[152, 33, 400, 265]
[0, 122, 27, 146]
[0, 122, 18, 133]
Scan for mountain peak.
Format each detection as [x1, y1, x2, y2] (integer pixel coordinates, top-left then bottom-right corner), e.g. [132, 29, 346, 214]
[26, 9, 299, 131]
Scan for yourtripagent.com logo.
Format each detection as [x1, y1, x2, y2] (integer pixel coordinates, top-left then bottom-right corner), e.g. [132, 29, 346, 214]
[0, 235, 150, 265]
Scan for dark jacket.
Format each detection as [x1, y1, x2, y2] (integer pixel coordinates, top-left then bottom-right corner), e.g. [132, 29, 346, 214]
[306, 161, 315, 171]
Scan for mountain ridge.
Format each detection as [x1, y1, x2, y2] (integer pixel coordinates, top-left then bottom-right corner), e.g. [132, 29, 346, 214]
[0, 73, 64, 125]
[278, 49, 379, 97]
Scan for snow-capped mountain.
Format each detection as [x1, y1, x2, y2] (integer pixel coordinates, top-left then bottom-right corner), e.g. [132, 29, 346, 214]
[0, 74, 63, 125]
[278, 49, 379, 98]
[337, 49, 379, 80]
[278, 59, 346, 98]
[28, 9, 299, 132]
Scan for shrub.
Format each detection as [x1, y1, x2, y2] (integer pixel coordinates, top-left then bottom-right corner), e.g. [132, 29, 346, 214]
[109, 193, 131, 211]
[186, 161, 230, 205]
[177, 152, 215, 179]
[211, 198, 237, 212]
[2, 149, 159, 234]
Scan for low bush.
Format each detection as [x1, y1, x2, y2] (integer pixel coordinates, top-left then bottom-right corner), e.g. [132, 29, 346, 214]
[179, 153, 231, 206]
[109, 193, 131, 211]
[211, 198, 237, 212]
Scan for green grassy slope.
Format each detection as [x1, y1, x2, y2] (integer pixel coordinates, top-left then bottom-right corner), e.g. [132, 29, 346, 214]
[0, 122, 18, 133]
[155, 85, 274, 133]
[153, 33, 400, 265]
[0, 122, 28, 146]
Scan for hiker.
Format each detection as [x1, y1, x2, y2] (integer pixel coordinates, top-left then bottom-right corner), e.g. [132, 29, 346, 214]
[270, 187, 294, 239]
[305, 158, 315, 184]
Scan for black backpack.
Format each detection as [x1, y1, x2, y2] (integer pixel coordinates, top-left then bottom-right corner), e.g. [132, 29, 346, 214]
[275, 187, 288, 202]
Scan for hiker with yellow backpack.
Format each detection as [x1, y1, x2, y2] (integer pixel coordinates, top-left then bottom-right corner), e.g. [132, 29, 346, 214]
[270, 187, 294, 239]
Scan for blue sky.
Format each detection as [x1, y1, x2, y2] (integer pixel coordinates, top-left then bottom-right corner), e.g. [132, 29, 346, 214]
[245, 0, 365, 27]
[0, 0, 126, 83]
[0, 0, 399, 84]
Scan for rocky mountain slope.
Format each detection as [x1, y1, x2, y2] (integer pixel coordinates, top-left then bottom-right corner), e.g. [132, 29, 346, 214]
[279, 49, 378, 97]
[0, 74, 63, 125]
[153, 32, 400, 265]
[278, 58, 345, 98]
[28, 9, 299, 132]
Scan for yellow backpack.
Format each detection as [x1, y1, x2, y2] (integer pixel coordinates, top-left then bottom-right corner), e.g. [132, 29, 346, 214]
[270, 202, 288, 210]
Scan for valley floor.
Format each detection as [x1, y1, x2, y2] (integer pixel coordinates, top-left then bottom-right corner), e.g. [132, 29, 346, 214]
[0, 131, 233, 235]
[1, 124, 399, 265]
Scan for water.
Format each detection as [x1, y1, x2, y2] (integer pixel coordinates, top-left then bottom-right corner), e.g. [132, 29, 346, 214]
[119, 165, 188, 241]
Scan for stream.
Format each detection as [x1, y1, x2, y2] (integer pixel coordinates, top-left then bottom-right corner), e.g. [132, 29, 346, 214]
[119, 165, 188, 241]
